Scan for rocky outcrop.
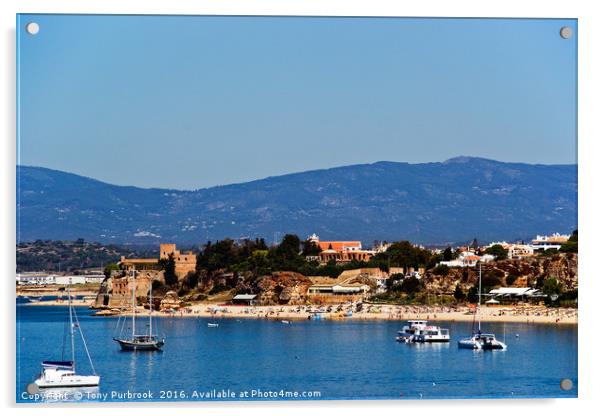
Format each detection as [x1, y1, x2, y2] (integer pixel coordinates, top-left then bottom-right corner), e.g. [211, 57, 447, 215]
[249, 271, 313, 305]
[424, 253, 578, 295]
[160, 290, 181, 310]
[92, 269, 164, 308]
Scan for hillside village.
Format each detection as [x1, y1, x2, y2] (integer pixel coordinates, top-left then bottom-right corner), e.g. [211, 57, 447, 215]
[77, 230, 578, 311]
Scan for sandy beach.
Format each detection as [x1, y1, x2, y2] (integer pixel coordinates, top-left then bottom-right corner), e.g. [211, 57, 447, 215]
[21, 296, 577, 324]
[21, 299, 574, 325]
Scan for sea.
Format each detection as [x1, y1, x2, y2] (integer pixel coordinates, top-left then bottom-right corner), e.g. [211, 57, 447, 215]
[16, 303, 578, 403]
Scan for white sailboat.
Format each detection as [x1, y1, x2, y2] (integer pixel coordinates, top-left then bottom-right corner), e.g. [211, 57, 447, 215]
[113, 269, 165, 351]
[34, 288, 100, 388]
[458, 263, 507, 351]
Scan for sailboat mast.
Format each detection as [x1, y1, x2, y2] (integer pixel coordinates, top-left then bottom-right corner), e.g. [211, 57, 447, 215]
[478, 262, 482, 332]
[131, 268, 136, 337]
[149, 280, 153, 337]
[68, 286, 75, 370]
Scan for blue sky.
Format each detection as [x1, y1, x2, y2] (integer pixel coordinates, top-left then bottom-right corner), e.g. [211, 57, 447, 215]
[17, 15, 577, 190]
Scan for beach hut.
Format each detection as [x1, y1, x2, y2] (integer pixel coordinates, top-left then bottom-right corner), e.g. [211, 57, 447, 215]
[232, 294, 257, 306]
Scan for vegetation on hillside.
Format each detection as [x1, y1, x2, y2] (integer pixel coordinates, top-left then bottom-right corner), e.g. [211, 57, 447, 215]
[16, 239, 159, 272]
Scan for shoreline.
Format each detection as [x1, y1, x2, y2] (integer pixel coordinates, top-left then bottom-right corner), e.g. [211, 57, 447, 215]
[21, 300, 577, 325]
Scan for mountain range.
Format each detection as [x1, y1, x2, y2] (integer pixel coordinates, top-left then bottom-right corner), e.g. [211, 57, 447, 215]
[16, 157, 577, 246]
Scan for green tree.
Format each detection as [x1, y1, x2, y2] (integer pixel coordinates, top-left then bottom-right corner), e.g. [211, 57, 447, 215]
[467, 285, 478, 303]
[484, 244, 508, 260]
[506, 274, 518, 286]
[183, 271, 199, 290]
[302, 239, 322, 256]
[276, 234, 302, 259]
[443, 246, 454, 261]
[400, 276, 422, 295]
[374, 241, 433, 269]
[386, 273, 405, 290]
[542, 277, 562, 297]
[560, 231, 578, 253]
[432, 264, 449, 276]
[103, 263, 120, 279]
[159, 253, 178, 286]
[453, 284, 465, 301]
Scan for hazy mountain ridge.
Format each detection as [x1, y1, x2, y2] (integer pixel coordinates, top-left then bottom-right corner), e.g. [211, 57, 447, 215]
[17, 157, 577, 245]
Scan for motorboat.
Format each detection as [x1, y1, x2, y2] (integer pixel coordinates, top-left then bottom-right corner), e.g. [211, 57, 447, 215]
[396, 320, 450, 343]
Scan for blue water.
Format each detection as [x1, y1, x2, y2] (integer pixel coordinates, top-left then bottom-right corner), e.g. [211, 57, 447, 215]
[16, 305, 578, 402]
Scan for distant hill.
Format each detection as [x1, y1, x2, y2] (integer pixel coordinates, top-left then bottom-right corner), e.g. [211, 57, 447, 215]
[16, 239, 160, 273]
[16, 157, 577, 245]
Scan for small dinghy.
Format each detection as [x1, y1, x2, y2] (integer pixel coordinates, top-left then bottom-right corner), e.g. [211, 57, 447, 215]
[207, 322, 219, 328]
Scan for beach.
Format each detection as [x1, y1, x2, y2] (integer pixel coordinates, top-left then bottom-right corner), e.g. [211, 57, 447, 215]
[179, 303, 578, 325]
[24, 298, 576, 324]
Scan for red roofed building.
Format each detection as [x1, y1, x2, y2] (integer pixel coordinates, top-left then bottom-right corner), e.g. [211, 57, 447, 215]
[307, 233, 375, 264]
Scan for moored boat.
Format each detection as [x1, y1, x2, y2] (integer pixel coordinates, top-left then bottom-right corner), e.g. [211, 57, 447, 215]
[458, 263, 507, 351]
[113, 269, 164, 351]
[396, 320, 450, 343]
[34, 289, 100, 388]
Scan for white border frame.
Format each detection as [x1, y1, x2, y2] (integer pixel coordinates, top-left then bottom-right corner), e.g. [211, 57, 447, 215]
[2, 1, 600, 415]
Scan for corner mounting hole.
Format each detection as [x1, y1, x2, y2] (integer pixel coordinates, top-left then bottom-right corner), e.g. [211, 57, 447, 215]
[26, 22, 40, 35]
[560, 378, 573, 391]
[559, 26, 572, 39]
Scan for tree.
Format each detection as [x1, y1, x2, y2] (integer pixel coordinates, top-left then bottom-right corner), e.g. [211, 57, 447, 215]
[302, 239, 322, 256]
[560, 230, 578, 253]
[542, 278, 562, 297]
[400, 276, 421, 295]
[482, 269, 504, 289]
[443, 246, 454, 261]
[484, 244, 508, 260]
[453, 284, 465, 301]
[432, 264, 449, 276]
[274, 234, 302, 261]
[386, 273, 404, 289]
[506, 274, 518, 286]
[183, 271, 199, 290]
[103, 263, 120, 279]
[375, 241, 433, 269]
[467, 285, 478, 303]
[159, 253, 178, 286]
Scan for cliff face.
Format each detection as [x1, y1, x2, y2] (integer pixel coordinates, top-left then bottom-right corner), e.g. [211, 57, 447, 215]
[247, 271, 313, 305]
[425, 253, 578, 295]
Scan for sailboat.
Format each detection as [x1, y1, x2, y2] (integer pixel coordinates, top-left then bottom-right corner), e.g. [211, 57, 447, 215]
[113, 269, 165, 351]
[458, 263, 507, 351]
[34, 288, 100, 388]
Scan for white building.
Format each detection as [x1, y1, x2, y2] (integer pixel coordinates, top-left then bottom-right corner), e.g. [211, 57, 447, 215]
[507, 244, 535, 259]
[531, 233, 570, 251]
[439, 251, 481, 268]
[16, 274, 93, 285]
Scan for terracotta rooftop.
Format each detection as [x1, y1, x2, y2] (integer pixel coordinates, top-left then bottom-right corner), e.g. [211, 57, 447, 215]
[317, 241, 362, 251]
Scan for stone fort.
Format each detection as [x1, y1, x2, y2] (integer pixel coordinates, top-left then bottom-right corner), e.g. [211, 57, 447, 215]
[119, 243, 197, 278]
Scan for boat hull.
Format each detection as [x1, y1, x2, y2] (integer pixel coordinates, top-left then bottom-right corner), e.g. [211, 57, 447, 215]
[458, 339, 482, 350]
[35, 375, 100, 388]
[114, 338, 164, 351]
